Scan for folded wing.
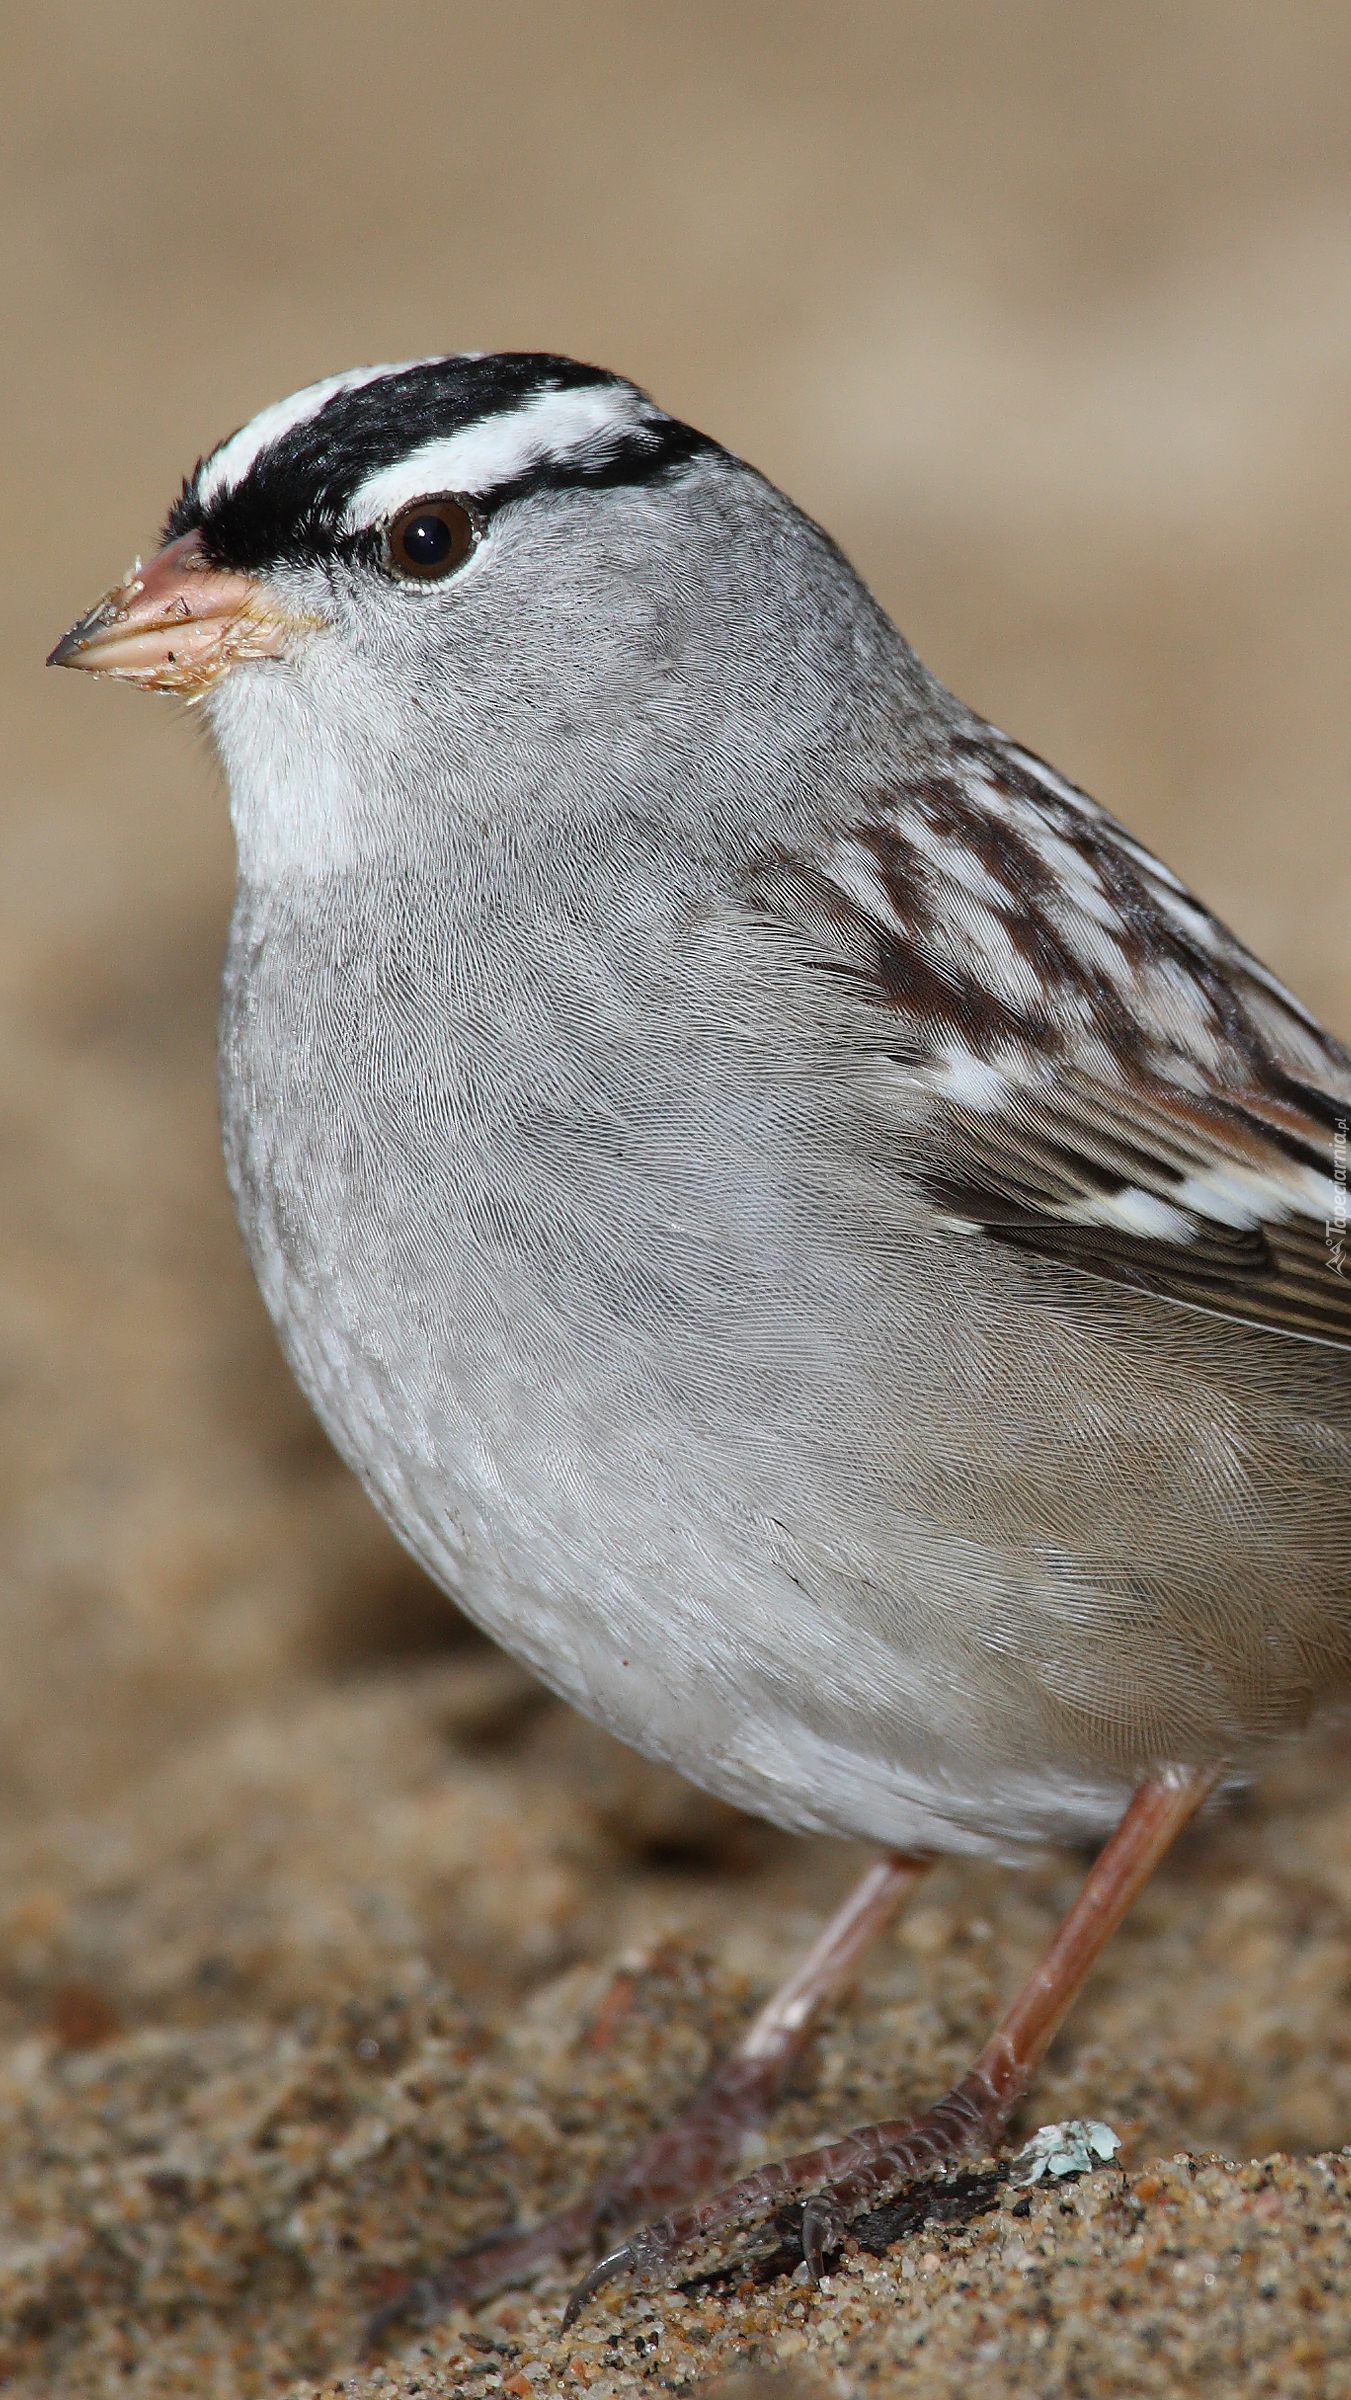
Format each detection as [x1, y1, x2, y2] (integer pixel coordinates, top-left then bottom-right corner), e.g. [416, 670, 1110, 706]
[744, 727, 1351, 1349]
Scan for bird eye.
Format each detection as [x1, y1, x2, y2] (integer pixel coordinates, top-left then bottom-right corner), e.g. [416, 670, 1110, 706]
[383, 496, 477, 583]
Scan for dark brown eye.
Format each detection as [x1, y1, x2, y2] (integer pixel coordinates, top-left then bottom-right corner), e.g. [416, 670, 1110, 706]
[384, 495, 477, 583]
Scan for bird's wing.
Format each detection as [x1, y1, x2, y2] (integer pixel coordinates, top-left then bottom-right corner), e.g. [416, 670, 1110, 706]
[743, 726, 1351, 1348]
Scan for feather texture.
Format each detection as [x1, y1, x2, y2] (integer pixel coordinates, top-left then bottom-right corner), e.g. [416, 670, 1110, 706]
[745, 731, 1351, 1348]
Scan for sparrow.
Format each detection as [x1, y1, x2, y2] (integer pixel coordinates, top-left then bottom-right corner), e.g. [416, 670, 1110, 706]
[49, 353, 1351, 2323]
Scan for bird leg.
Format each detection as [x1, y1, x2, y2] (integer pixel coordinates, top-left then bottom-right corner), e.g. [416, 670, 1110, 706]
[585, 1850, 934, 2249]
[564, 1762, 1216, 2323]
[367, 1849, 930, 2340]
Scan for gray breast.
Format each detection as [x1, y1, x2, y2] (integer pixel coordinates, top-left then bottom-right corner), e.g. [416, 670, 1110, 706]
[217, 847, 1351, 1863]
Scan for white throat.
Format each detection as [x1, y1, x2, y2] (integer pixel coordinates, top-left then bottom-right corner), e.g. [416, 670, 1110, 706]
[206, 665, 397, 882]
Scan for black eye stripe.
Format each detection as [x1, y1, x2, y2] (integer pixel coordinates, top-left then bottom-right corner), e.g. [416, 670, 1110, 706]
[165, 355, 719, 573]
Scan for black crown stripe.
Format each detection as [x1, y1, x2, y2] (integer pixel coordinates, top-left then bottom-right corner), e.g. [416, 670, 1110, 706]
[164, 354, 717, 573]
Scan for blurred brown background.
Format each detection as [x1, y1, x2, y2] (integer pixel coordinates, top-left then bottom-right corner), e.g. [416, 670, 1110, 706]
[2, 9, 1351, 2388]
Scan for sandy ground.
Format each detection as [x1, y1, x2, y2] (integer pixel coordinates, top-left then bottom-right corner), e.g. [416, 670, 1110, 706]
[5, 4, 1351, 2392]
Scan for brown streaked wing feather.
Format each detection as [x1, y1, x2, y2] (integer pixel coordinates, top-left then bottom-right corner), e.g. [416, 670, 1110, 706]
[743, 730, 1351, 1349]
[924, 1064, 1351, 1349]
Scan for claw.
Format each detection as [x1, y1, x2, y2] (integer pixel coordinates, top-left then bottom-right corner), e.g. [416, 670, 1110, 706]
[563, 2241, 638, 2328]
[799, 2194, 839, 2285]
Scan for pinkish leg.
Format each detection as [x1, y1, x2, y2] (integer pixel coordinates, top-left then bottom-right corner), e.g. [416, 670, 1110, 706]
[586, 1849, 933, 2248]
[367, 1850, 930, 2341]
[565, 1764, 1216, 2324]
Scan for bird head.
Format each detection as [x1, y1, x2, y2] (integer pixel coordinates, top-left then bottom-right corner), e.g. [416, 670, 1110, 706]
[48, 352, 906, 879]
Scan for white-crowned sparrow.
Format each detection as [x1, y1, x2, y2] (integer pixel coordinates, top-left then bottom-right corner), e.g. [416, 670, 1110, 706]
[50, 354, 1351, 2316]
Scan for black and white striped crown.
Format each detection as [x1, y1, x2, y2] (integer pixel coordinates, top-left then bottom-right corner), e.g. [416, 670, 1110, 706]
[167, 354, 717, 571]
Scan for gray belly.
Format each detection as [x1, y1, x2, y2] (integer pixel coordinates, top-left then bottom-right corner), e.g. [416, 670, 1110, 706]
[219, 890, 1351, 1861]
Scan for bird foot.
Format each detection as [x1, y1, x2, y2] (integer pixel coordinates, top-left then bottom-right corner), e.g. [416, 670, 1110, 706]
[364, 2058, 786, 2346]
[562, 1767, 1217, 2325]
[364, 2197, 597, 2349]
[362, 1852, 932, 2351]
[563, 2070, 1002, 2324]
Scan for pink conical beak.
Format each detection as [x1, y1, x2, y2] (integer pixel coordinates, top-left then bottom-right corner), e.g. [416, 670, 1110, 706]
[47, 531, 311, 695]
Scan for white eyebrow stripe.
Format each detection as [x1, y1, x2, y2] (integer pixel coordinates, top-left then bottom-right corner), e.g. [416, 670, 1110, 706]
[195, 357, 447, 507]
[344, 383, 655, 525]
